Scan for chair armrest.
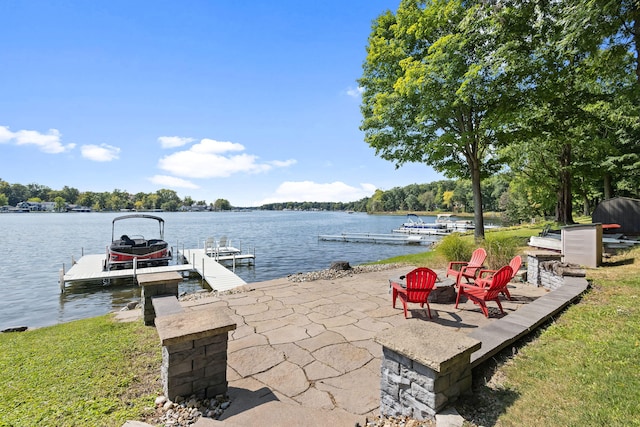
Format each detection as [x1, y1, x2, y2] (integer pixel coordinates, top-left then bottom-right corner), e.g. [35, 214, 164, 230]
[459, 282, 483, 291]
[477, 269, 496, 279]
[447, 261, 469, 272]
[390, 280, 406, 292]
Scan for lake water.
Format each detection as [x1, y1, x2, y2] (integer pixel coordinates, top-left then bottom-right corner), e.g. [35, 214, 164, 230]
[0, 211, 440, 330]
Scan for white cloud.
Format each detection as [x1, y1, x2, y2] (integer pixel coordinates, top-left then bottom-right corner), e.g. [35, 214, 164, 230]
[80, 144, 120, 162]
[0, 125, 75, 153]
[256, 181, 376, 205]
[192, 139, 245, 154]
[157, 137, 295, 178]
[148, 175, 199, 189]
[0, 126, 14, 143]
[269, 159, 297, 167]
[158, 136, 195, 149]
[346, 86, 364, 98]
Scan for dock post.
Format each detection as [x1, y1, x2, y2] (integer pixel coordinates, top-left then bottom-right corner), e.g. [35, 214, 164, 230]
[232, 255, 236, 272]
[133, 258, 137, 279]
[59, 267, 65, 293]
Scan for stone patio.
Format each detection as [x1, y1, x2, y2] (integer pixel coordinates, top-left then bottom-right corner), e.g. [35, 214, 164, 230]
[172, 266, 549, 425]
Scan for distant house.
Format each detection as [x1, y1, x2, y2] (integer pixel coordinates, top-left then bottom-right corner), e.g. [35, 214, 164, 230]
[592, 197, 640, 235]
[41, 202, 56, 212]
[16, 201, 43, 211]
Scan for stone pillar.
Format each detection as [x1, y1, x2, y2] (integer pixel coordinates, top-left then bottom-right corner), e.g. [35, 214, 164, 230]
[375, 323, 481, 420]
[525, 250, 562, 287]
[138, 271, 183, 325]
[155, 307, 236, 400]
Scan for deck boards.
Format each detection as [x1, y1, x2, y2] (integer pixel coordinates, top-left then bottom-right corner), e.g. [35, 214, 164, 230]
[61, 248, 249, 292]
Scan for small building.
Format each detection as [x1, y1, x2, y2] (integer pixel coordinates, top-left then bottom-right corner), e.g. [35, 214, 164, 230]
[592, 197, 640, 235]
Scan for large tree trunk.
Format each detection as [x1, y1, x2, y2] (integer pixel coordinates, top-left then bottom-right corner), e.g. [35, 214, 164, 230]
[470, 160, 485, 240]
[603, 173, 613, 200]
[555, 143, 574, 224]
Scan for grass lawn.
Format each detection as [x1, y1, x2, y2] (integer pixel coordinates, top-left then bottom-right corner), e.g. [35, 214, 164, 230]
[489, 246, 640, 427]
[0, 315, 161, 427]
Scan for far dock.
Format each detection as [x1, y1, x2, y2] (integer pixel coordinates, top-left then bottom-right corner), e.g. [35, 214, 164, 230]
[318, 232, 438, 245]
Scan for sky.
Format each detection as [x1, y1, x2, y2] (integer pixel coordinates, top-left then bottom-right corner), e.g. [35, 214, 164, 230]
[0, 0, 443, 207]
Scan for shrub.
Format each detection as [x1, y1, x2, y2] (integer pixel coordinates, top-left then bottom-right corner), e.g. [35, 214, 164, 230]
[483, 233, 519, 268]
[436, 233, 474, 262]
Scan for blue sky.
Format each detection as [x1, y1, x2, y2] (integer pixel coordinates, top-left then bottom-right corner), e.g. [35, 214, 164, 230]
[0, 0, 443, 207]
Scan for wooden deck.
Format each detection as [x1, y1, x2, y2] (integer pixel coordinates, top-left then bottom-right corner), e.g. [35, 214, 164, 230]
[60, 248, 249, 292]
[180, 248, 249, 292]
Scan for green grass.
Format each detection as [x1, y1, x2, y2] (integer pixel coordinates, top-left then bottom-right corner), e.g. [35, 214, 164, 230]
[0, 315, 161, 427]
[492, 247, 640, 427]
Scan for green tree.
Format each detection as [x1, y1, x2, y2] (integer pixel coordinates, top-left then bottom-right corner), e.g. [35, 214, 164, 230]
[59, 186, 79, 205]
[496, 0, 640, 222]
[183, 196, 195, 207]
[54, 196, 66, 212]
[366, 189, 385, 213]
[155, 189, 181, 210]
[359, 0, 508, 238]
[213, 199, 232, 211]
[0, 193, 8, 206]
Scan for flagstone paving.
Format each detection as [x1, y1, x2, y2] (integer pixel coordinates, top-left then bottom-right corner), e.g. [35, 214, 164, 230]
[176, 266, 549, 425]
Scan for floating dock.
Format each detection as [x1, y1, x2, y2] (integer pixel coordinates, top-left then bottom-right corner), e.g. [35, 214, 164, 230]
[60, 248, 254, 293]
[318, 232, 438, 245]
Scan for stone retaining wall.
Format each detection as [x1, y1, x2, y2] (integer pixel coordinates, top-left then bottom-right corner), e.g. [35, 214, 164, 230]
[538, 261, 586, 291]
[526, 250, 562, 287]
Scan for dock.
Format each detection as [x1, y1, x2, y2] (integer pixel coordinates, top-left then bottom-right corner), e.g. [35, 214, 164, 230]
[318, 232, 438, 245]
[60, 248, 254, 293]
[180, 248, 252, 292]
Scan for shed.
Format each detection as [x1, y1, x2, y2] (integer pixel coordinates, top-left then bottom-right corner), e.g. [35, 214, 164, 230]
[592, 197, 640, 235]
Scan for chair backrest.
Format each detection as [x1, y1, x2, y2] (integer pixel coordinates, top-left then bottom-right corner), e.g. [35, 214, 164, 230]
[509, 256, 522, 279]
[483, 265, 513, 299]
[405, 267, 437, 302]
[469, 248, 487, 268]
[218, 236, 228, 247]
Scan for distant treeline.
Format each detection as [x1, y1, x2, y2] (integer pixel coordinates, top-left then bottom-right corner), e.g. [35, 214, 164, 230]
[0, 173, 627, 224]
[0, 177, 489, 215]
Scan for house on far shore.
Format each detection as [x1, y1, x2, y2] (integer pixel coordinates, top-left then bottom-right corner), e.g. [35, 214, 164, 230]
[592, 197, 640, 236]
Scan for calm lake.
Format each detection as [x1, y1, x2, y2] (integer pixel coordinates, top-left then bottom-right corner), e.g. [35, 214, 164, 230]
[0, 211, 440, 330]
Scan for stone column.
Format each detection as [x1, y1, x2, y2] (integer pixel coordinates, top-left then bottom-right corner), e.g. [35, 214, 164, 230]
[137, 271, 183, 325]
[155, 307, 236, 400]
[375, 323, 481, 420]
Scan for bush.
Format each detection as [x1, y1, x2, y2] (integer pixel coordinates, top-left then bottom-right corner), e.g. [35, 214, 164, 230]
[435, 233, 474, 262]
[483, 233, 519, 268]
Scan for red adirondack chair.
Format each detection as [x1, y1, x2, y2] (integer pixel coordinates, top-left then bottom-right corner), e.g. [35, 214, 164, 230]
[391, 267, 438, 319]
[475, 255, 522, 300]
[446, 248, 487, 286]
[455, 265, 513, 318]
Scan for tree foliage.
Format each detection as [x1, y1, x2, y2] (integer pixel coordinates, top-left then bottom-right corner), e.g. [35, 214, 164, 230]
[360, 0, 515, 238]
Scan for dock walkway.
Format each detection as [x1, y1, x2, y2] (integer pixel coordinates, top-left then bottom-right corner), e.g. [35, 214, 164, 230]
[180, 248, 247, 292]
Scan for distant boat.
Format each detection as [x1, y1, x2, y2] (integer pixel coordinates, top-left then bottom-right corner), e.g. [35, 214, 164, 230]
[435, 214, 475, 231]
[392, 214, 449, 235]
